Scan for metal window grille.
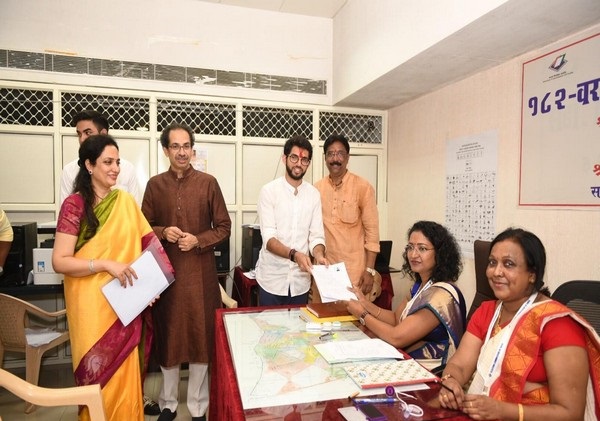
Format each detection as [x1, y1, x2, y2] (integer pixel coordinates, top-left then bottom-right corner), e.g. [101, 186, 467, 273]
[0, 88, 53, 126]
[242, 106, 313, 139]
[61, 93, 150, 131]
[157, 99, 236, 136]
[319, 112, 383, 144]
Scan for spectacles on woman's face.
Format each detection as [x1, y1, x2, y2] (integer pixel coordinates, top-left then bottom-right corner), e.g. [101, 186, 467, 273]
[287, 154, 311, 166]
[405, 244, 434, 255]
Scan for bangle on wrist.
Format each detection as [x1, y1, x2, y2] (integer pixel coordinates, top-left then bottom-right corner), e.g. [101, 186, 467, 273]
[374, 306, 382, 319]
[289, 248, 296, 262]
[441, 373, 453, 382]
[518, 403, 524, 421]
[89, 259, 96, 274]
[161, 227, 168, 240]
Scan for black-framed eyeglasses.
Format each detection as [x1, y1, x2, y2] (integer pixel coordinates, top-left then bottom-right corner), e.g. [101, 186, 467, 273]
[325, 150, 348, 159]
[168, 143, 192, 151]
[287, 154, 311, 166]
[405, 244, 434, 254]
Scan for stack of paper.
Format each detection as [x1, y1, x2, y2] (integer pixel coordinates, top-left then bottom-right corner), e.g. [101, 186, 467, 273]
[313, 338, 403, 364]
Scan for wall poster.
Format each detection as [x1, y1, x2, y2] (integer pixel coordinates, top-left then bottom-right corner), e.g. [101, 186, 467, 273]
[520, 32, 600, 206]
[445, 130, 498, 258]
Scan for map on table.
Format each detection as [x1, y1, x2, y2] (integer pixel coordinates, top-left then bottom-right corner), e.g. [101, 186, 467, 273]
[223, 308, 367, 409]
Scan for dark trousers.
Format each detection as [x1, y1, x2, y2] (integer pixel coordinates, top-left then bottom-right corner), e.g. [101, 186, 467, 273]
[258, 285, 308, 306]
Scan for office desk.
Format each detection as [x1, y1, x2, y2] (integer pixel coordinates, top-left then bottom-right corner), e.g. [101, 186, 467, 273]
[210, 306, 471, 421]
[232, 266, 395, 309]
[0, 284, 64, 297]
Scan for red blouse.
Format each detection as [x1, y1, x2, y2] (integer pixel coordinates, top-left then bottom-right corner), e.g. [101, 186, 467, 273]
[468, 300, 586, 382]
[56, 194, 85, 236]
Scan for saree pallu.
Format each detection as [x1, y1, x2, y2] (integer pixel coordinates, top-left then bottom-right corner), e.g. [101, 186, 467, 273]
[64, 190, 157, 421]
[487, 301, 600, 420]
[405, 282, 466, 370]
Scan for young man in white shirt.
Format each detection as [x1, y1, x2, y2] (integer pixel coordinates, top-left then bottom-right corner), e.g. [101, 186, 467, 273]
[255, 135, 328, 305]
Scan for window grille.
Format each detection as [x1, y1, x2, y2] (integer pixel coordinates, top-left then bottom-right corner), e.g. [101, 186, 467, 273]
[157, 99, 236, 136]
[61, 93, 150, 131]
[319, 112, 383, 144]
[0, 88, 53, 126]
[242, 106, 313, 139]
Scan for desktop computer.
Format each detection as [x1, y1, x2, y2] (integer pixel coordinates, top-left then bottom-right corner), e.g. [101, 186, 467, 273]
[241, 224, 262, 271]
[1, 221, 37, 286]
[214, 237, 230, 273]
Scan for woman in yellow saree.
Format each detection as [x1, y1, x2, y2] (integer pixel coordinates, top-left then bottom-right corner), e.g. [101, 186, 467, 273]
[53, 134, 170, 421]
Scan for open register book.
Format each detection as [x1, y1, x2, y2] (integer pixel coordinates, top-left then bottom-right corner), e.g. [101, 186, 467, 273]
[102, 241, 175, 326]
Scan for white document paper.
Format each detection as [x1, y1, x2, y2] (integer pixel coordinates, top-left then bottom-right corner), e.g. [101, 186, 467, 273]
[311, 262, 357, 302]
[313, 338, 404, 364]
[102, 250, 173, 326]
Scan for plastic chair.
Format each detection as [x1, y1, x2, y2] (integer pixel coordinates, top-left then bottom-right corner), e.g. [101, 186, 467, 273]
[551, 280, 600, 334]
[220, 283, 238, 308]
[0, 368, 106, 421]
[467, 240, 496, 320]
[0, 293, 70, 413]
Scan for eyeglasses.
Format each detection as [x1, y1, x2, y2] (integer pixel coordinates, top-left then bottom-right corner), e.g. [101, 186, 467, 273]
[325, 150, 348, 159]
[287, 154, 311, 166]
[168, 143, 192, 151]
[405, 244, 434, 254]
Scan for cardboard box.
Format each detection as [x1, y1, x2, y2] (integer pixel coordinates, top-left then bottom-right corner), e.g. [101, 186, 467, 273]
[33, 248, 56, 274]
[34, 272, 63, 285]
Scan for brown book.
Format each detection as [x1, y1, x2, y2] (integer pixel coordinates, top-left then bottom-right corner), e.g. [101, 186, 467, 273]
[306, 301, 352, 319]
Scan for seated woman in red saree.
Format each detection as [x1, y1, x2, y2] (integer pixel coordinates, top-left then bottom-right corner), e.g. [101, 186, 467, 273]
[53, 134, 172, 421]
[439, 228, 600, 421]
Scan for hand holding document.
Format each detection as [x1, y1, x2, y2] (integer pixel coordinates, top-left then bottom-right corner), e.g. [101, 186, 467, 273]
[102, 245, 175, 326]
[311, 262, 357, 302]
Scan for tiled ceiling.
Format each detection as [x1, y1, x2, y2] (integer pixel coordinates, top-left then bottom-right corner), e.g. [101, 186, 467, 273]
[194, 0, 347, 18]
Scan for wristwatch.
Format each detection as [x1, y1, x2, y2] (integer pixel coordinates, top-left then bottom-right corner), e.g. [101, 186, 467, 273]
[365, 267, 376, 276]
[359, 310, 370, 325]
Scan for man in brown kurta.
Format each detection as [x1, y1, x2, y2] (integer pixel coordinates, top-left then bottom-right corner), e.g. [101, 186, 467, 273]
[142, 122, 231, 421]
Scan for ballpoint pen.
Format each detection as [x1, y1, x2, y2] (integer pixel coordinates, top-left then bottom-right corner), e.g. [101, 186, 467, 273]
[352, 397, 397, 405]
[319, 332, 334, 340]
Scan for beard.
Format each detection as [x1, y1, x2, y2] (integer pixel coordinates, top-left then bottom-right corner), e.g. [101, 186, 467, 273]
[286, 163, 306, 181]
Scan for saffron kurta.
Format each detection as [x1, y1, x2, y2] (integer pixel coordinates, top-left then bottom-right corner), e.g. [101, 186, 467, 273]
[142, 166, 231, 366]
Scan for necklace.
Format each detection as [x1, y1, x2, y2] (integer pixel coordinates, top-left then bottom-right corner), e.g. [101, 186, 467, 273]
[492, 305, 503, 336]
[94, 191, 109, 203]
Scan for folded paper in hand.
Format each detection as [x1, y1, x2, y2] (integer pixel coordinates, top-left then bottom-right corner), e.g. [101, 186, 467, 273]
[102, 244, 175, 326]
[312, 262, 356, 302]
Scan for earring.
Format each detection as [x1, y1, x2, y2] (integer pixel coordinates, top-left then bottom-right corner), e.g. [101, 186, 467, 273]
[88, 170, 93, 175]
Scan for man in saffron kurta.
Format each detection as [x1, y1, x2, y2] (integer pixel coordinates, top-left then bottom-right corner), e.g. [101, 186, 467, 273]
[142, 123, 231, 421]
[315, 134, 380, 295]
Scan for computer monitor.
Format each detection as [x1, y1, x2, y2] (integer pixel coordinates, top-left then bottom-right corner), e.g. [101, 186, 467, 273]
[374, 240, 393, 274]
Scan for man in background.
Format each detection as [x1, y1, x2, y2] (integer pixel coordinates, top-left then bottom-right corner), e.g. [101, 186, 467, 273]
[315, 134, 380, 297]
[0, 206, 13, 278]
[142, 122, 231, 421]
[255, 135, 328, 306]
[58, 110, 158, 416]
[59, 109, 142, 206]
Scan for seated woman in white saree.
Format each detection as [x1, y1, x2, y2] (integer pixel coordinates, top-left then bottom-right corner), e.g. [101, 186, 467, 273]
[346, 220, 466, 372]
[439, 227, 600, 421]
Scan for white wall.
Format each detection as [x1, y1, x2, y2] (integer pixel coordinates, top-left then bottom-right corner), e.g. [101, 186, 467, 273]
[0, 0, 333, 105]
[387, 23, 600, 308]
[332, 0, 508, 103]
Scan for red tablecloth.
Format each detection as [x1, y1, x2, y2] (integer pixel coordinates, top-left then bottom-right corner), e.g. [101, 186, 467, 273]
[231, 266, 394, 309]
[209, 306, 472, 421]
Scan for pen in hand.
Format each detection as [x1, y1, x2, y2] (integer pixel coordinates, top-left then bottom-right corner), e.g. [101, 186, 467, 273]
[437, 379, 456, 397]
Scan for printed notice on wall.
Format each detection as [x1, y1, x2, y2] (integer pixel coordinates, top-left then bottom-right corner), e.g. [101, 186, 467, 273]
[520, 32, 600, 206]
[191, 145, 208, 172]
[445, 131, 498, 258]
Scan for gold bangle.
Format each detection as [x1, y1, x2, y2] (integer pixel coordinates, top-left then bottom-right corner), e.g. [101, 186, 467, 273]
[518, 403, 524, 421]
[374, 307, 382, 319]
[441, 373, 453, 382]
[88, 259, 96, 274]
